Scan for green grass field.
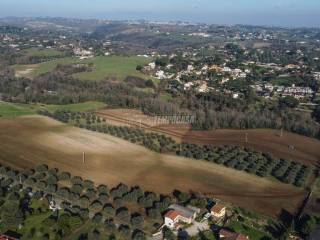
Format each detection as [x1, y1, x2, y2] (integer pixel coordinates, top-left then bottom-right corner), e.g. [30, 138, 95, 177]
[0, 101, 107, 118]
[23, 47, 66, 57]
[13, 57, 75, 78]
[13, 55, 152, 81]
[0, 102, 39, 117]
[74, 56, 151, 81]
[227, 220, 270, 240]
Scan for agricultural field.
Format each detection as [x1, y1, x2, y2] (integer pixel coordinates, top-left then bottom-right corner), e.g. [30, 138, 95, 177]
[96, 108, 320, 167]
[73, 56, 152, 81]
[0, 101, 106, 118]
[13, 57, 75, 78]
[13, 54, 152, 81]
[0, 115, 307, 217]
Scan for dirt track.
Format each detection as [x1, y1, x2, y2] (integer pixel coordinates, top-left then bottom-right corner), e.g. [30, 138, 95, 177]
[96, 109, 320, 167]
[0, 115, 307, 217]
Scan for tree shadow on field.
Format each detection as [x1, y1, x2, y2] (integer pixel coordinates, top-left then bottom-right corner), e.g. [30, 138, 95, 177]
[265, 209, 293, 238]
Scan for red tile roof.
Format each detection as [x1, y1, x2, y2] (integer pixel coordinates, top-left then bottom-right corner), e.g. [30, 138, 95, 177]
[210, 204, 225, 213]
[164, 210, 180, 221]
[0, 236, 19, 240]
[219, 229, 248, 240]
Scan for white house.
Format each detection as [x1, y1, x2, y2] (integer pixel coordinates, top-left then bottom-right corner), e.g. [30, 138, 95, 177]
[184, 82, 194, 90]
[149, 62, 156, 69]
[164, 204, 197, 229]
[222, 67, 231, 73]
[210, 204, 226, 218]
[164, 210, 180, 229]
[49, 200, 61, 211]
[187, 65, 194, 73]
[196, 82, 209, 93]
[155, 70, 166, 79]
[232, 93, 240, 99]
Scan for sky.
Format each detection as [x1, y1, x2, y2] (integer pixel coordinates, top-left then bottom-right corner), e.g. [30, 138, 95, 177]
[0, 0, 319, 28]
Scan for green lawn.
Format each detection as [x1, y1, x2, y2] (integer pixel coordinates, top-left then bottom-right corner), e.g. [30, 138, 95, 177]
[0, 101, 107, 118]
[160, 92, 173, 101]
[24, 47, 66, 57]
[13, 55, 152, 81]
[74, 56, 152, 81]
[20, 212, 52, 240]
[13, 57, 75, 78]
[0, 102, 39, 117]
[19, 199, 52, 240]
[227, 220, 270, 240]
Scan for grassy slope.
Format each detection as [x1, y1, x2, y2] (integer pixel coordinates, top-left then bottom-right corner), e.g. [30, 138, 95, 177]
[0, 101, 107, 118]
[0, 102, 39, 117]
[24, 47, 65, 57]
[13, 57, 75, 78]
[74, 56, 151, 81]
[13, 55, 151, 81]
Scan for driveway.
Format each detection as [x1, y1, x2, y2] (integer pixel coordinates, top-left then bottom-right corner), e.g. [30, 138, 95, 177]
[184, 221, 210, 236]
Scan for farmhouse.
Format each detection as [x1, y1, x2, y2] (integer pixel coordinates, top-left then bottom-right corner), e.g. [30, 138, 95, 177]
[164, 204, 198, 229]
[219, 229, 249, 240]
[210, 203, 226, 218]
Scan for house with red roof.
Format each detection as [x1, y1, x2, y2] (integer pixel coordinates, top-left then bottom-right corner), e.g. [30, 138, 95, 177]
[210, 203, 226, 218]
[219, 229, 249, 240]
[164, 204, 197, 229]
[0, 235, 19, 240]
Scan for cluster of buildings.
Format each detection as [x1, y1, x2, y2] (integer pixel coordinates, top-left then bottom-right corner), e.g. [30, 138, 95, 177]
[161, 203, 249, 240]
[143, 54, 319, 103]
[150, 62, 249, 84]
[163, 203, 227, 229]
[251, 83, 314, 99]
[144, 59, 251, 96]
[73, 47, 94, 59]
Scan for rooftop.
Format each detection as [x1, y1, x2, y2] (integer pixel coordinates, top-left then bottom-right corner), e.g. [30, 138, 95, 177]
[211, 203, 225, 213]
[0, 236, 19, 240]
[165, 210, 180, 221]
[168, 204, 196, 219]
[219, 229, 248, 240]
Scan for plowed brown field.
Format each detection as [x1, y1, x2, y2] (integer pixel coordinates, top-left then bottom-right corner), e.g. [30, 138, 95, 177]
[0, 115, 308, 217]
[96, 109, 320, 167]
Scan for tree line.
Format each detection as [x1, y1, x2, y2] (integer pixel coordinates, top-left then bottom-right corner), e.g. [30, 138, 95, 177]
[1, 65, 320, 140]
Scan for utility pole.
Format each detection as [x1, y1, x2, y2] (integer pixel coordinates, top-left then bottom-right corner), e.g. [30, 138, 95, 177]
[82, 152, 86, 164]
[245, 133, 248, 143]
[280, 128, 283, 138]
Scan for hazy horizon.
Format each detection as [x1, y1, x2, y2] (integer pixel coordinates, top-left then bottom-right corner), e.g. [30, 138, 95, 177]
[0, 0, 320, 28]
